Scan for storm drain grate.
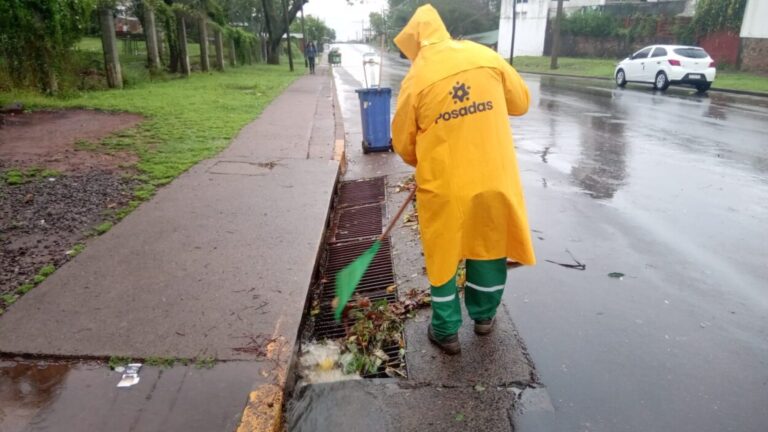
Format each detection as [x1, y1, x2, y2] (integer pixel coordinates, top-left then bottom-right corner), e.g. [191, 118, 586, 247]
[315, 238, 396, 340]
[310, 177, 405, 378]
[338, 177, 386, 208]
[331, 203, 384, 243]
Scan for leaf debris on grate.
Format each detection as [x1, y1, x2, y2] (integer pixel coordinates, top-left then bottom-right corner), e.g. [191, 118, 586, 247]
[310, 178, 407, 378]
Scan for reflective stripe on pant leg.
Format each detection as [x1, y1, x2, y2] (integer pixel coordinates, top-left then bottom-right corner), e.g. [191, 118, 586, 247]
[430, 272, 462, 340]
[465, 258, 507, 321]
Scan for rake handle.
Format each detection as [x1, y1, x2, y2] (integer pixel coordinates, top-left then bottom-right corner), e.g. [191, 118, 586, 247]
[380, 186, 417, 241]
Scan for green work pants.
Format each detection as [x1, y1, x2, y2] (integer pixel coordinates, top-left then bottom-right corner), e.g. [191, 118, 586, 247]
[430, 258, 507, 340]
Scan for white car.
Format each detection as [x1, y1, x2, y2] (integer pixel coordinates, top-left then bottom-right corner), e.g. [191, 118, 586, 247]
[614, 45, 716, 92]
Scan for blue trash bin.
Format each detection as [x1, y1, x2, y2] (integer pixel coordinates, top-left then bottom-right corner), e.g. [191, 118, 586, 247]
[355, 87, 392, 154]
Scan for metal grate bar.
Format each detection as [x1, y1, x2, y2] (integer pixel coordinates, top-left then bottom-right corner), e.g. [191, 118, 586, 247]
[332, 204, 384, 242]
[338, 177, 386, 208]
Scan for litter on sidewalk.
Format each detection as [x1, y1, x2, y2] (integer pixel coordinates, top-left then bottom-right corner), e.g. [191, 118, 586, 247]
[116, 363, 142, 388]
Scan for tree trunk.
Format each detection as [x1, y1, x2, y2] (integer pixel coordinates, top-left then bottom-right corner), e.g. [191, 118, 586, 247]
[228, 38, 237, 67]
[165, 12, 180, 73]
[264, 0, 306, 65]
[157, 29, 165, 64]
[99, 6, 123, 88]
[262, 0, 278, 64]
[253, 37, 261, 63]
[145, 7, 161, 71]
[267, 44, 280, 64]
[214, 29, 225, 71]
[281, 0, 294, 71]
[176, 12, 190, 76]
[46, 65, 59, 94]
[300, 6, 308, 68]
[550, 0, 564, 70]
[198, 16, 210, 72]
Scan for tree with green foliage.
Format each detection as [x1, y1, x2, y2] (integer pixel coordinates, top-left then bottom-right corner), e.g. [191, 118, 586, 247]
[0, 0, 95, 93]
[692, 0, 746, 34]
[290, 14, 335, 45]
[386, 0, 500, 39]
[369, 11, 387, 39]
[560, 9, 619, 38]
[259, 0, 307, 64]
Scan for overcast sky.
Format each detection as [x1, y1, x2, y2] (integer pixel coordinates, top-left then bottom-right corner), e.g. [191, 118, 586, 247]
[303, 0, 389, 41]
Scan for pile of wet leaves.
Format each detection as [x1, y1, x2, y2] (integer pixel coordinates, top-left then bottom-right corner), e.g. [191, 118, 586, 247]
[333, 290, 432, 377]
[393, 174, 415, 193]
[342, 298, 404, 376]
[0, 166, 137, 309]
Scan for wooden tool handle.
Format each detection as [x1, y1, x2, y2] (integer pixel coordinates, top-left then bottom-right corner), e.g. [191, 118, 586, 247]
[380, 186, 416, 240]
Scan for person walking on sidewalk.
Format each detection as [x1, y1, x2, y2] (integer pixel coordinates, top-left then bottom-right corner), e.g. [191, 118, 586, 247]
[391, 4, 536, 355]
[306, 42, 317, 74]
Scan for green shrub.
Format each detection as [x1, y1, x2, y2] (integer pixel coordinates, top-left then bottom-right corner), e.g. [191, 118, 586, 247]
[0, 0, 96, 93]
[561, 9, 620, 38]
[693, 0, 747, 34]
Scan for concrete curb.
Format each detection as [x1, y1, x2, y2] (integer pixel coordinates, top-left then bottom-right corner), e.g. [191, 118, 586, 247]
[235, 66, 343, 432]
[518, 70, 768, 98]
[331, 67, 347, 170]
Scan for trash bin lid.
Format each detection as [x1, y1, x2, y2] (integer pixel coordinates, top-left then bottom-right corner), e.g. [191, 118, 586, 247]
[354, 87, 392, 95]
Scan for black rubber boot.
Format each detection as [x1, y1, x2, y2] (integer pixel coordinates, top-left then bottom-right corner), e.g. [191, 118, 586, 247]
[428, 324, 461, 355]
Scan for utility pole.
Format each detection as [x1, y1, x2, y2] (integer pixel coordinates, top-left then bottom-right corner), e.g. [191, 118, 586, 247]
[282, 0, 294, 71]
[550, 0, 564, 70]
[509, 0, 517, 65]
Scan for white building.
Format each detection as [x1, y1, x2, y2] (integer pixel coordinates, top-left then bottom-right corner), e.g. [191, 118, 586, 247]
[497, 0, 550, 59]
[740, 0, 768, 39]
[739, 0, 768, 72]
[498, 0, 692, 59]
[497, 0, 611, 59]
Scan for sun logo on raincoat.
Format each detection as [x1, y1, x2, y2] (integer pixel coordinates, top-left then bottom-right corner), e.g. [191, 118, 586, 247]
[450, 82, 471, 104]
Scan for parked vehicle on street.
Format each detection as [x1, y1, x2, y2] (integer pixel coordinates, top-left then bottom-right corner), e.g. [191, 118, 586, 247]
[614, 45, 716, 93]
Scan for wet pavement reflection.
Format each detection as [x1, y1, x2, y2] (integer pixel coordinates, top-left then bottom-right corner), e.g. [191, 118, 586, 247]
[512, 72, 768, 431]
[333, 43, 768, 431]
[0, 361, 72, 432]
[0, 359, 262, 431]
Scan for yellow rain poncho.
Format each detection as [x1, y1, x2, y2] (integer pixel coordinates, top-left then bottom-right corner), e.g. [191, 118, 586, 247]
[392, 4, 536, 287]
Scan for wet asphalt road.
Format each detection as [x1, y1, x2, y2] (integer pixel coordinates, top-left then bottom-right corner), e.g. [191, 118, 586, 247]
[333, 44, 768, 431]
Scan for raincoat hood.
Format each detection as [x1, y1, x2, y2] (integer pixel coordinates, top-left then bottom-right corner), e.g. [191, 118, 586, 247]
[394, 4, 450, 61]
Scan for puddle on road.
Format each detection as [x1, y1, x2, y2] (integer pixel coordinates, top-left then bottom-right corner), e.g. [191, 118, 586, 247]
[0, 360, 72, 432]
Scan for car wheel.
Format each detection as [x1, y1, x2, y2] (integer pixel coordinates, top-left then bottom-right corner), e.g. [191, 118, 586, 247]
[696, 82, 712, 93]
[615, 69, 627, 87]
[654, 71, 670, 91]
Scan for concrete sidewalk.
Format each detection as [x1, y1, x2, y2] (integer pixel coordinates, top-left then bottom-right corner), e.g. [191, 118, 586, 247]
[0, 66, 339, 431]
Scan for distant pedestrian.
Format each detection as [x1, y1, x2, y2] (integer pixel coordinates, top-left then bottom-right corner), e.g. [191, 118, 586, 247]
[306, 42, 317, 74]
[392, 5, 536, 355]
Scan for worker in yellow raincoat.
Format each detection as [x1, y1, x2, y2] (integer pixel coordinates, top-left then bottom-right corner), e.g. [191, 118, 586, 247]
[392, 4, 535, 354]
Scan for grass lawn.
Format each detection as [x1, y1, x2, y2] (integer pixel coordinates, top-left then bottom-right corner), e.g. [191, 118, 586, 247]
[512, 56, 768, 94]
[0, 63, 303, 189]
[0, 40, 304, 311]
